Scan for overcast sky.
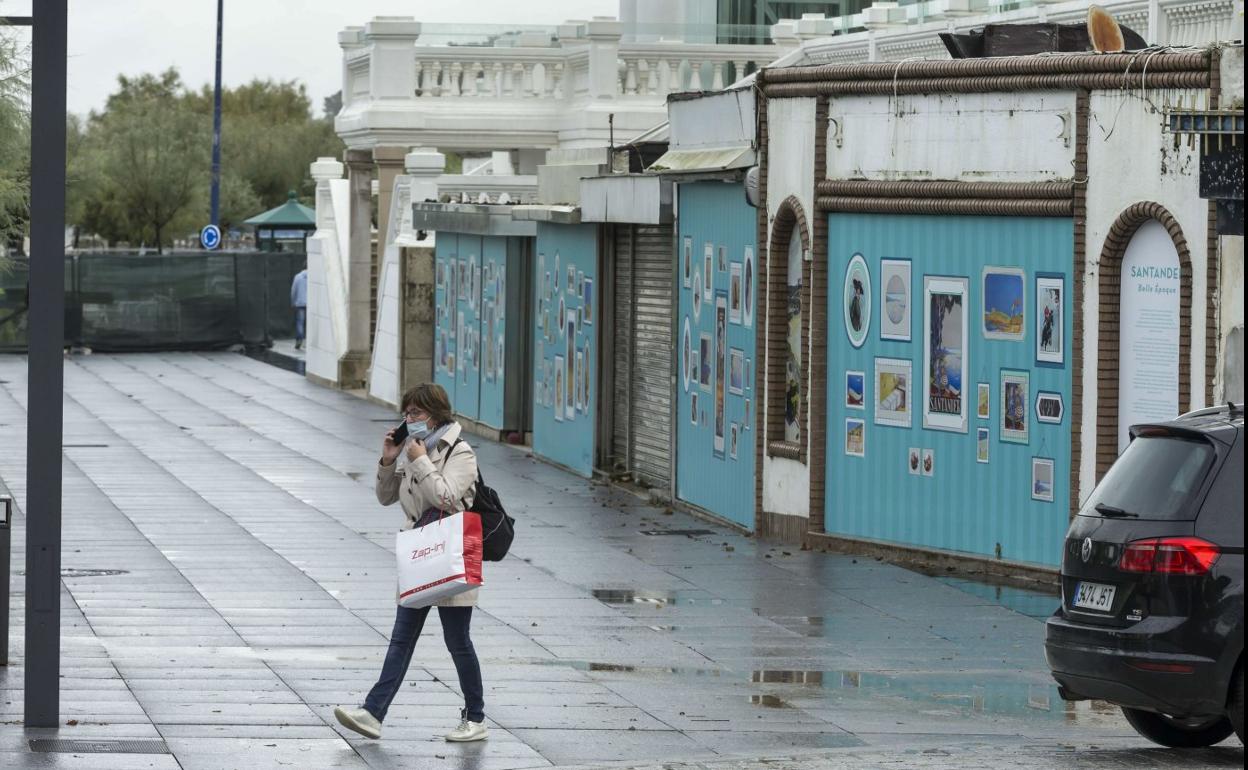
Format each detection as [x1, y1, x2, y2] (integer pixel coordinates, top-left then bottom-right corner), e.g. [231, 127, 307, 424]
[6, 1, 620, 116]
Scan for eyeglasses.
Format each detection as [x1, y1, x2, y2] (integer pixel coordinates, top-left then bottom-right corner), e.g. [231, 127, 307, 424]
[401, 410, 427, 420]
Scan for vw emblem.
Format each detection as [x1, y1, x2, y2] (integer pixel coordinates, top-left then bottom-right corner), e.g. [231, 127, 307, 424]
[1081, 537, 1094, 563]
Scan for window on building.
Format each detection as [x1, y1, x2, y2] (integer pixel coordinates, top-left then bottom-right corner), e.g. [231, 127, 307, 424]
[716, 0, 869, 43]
[784, 231, 803, 444]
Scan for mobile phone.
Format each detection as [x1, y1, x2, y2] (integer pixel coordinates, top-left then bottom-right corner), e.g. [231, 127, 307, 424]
[391, 421, 409, 444]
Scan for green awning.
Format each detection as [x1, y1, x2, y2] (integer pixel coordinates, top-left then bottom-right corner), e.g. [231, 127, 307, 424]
[244, 191, 316, 228]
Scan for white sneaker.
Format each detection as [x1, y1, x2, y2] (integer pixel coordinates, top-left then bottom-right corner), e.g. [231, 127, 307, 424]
[334, 706, 381, 739]
[445, 717, 488, 742]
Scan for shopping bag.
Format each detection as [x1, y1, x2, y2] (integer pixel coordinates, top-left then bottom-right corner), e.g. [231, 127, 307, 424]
[396, 511, 484, 609]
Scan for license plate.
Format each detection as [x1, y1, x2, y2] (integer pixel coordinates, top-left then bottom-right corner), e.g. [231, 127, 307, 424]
[1072, 581, 1116, 612]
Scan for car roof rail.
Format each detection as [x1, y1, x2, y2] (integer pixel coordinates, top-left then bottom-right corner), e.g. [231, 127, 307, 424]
[1178, 402, 1244, 420]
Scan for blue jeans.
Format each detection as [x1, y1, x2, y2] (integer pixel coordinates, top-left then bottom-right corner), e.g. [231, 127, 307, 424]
[294, 307, 306, 342]
[363, 605, 484, 723]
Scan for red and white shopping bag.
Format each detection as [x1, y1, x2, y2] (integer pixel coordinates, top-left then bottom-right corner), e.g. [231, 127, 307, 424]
[395, 512, 484, 608]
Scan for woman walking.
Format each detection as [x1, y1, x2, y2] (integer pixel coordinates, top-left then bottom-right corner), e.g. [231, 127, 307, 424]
[335, 383, 487, 742]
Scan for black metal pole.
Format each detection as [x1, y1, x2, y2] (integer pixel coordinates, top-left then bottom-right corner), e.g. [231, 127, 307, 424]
[25, 0, 68, 728]
[1, 495, 11, 665]
[209, 0, 224, 228]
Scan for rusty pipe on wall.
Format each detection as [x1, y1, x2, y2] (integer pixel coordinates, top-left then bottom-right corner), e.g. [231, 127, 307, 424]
[763, 51, 1211, 84]
[764, 71, 1209, 97]
[816, 180, 1075, 199]
[815, 196, 1074, 216]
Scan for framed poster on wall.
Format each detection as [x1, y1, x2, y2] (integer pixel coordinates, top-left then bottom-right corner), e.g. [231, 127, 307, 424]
[1001, 369, 1030, 444]
[844, 253, 871, 348]
[922, 276, 968, 433]
[879, 258, 911, 341]
[1035, 273, 1064, 367]
[874, 357, 912, 428]
[982, 266, 1025, 341]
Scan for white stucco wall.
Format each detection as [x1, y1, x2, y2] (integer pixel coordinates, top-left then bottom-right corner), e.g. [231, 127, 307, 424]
[825, 92, 1077, 182]
[1078, 87, 1210, 505]
[1218, 235, 1245, 404]
[307, 178, 351, 384]
[762, 97, 816, 519]
[766, 98, 817, 223]
[368, 176, 408, 408]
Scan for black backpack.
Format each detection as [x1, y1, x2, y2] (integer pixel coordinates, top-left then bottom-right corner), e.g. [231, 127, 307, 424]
[448, 439, 515, 561]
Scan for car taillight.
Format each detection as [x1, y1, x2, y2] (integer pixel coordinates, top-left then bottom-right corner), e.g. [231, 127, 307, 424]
[1119, 537, 1221, 575]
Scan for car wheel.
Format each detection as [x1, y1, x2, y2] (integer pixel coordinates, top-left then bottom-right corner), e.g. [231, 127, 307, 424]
[1230, 663, 1245, 744]
[1121, 707, 1235, 748]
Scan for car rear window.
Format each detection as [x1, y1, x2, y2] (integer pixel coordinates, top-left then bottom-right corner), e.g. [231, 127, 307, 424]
[1083, 435, 1216, 520]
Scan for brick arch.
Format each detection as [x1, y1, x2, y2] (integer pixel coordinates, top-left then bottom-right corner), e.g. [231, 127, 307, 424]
[1095, 202, 1193, 480]
[765, 196, 812, 459]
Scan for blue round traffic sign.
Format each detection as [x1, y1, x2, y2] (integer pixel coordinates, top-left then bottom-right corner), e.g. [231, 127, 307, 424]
[200, 224, 222, 250]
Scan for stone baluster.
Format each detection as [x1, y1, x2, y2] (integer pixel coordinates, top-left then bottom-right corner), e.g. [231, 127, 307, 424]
[624, 59, 639, 95]
[688, 60, 703, 91]
[431, 61, 446, 96]
[449, 62, 463, 96]
[413, 61, 424, 97]
[552, 62, 565, 99]
[711, 61, 724, 90]
[645, 60, 658, 95]
[511, 62, 524, 97]
[463, 62, 479, 97]
[658, 59, 673, 96]
[419, 62, 435, 97]
[489, 62, 503, 97]
[522, 62, 536, 96]
[734, 60, 748, 85]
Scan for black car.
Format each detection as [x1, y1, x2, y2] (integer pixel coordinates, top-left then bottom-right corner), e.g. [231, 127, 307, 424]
[1045, 403, 1244, 748]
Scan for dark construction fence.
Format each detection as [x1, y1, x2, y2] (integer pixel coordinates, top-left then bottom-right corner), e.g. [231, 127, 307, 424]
[0, 251, 306, 353]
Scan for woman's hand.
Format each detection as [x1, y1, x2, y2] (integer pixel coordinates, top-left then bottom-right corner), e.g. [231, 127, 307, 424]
[406, 438, 427, 461]
[381, 429, 402, 466]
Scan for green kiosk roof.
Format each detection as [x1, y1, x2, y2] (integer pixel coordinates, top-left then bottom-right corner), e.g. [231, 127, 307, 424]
[244, 191, 316, 228]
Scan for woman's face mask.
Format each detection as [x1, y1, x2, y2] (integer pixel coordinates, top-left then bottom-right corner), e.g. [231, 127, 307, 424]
[404, 410, 432, 440]
[407, 420, 431, 439]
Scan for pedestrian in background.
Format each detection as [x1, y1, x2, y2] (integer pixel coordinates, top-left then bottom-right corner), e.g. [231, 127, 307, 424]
[335, 383, 488, 743]
[290, 266, 308, 350]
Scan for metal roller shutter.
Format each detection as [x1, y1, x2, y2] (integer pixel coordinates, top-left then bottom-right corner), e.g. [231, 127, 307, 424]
[611, 224, 674, 492]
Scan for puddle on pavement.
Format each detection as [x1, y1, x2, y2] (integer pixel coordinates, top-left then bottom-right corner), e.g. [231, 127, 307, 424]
[540, 660, 723, 678]
[748, 669, 1121, 726]
[748, 694, 792, 708]
[752, 669, 825, 685]
[935, 577, 1059, 620]
[592, 588, 725, 607]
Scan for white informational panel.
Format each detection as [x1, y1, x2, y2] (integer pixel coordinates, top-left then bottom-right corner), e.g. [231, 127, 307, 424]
[1118, 220, 1181, 451]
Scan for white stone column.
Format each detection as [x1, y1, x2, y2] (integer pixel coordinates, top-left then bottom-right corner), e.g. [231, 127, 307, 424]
[309, 156, 345, 370]
[338, 27, 364, 111]
[401, 148, 446, 390]
[405, 147, 446, 205]
[586, 17, 623, 100]
[375, 146, 407, 247]
[365, 16, 422, 99]
[342, 148, 375, 389]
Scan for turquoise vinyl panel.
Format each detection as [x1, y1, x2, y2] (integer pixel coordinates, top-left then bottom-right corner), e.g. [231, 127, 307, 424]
[433, 234, 459, 408]
[476, 236, 509, 429]
[824, 214, 1073, 566]
[531, 222, 598, 477]
[674, 181, 758, 529]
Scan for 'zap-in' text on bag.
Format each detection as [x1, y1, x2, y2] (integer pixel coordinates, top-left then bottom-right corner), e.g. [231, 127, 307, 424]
[396, 512, 484, 608]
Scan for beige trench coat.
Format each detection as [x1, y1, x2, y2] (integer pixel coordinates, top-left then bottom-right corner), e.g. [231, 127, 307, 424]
[376, 421, 479, 607]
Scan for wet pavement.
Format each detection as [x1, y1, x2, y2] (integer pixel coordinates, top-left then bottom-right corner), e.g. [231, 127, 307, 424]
[0, 352, 1242, 769]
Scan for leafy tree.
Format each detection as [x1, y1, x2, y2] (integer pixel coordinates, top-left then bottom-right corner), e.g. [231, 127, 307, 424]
[80, 69, 208, 252]
[0, 26, 29, 268]
[184, 78, 343, 212]
[323, 90, 342, 119]
[67, 71, 345, 248]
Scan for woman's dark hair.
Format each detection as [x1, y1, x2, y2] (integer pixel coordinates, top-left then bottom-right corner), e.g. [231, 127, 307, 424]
[401, 383, 453, 427]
